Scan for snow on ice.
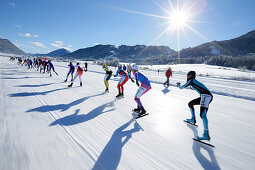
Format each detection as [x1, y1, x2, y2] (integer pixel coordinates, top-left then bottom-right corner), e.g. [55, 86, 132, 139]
[0, 56, 255, 170]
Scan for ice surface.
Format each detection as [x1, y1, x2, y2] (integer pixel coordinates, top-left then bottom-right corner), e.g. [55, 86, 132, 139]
[0, 56, 255, 170]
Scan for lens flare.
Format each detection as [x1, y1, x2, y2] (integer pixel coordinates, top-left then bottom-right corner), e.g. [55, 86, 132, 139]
[104, 0, 208, 63]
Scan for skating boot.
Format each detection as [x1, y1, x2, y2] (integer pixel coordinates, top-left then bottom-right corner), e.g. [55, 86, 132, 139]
[138, 107, 146, 116]
[196, 130, 210, 141]
[186, 116, 196, 125]
[105, 88, 109, 93]
[133, 106, 140, 113]
[64, 79, 67, 82]
[68, 83, 73, 87]
[121, 93, 124, 98]
[80, 82, 82, 86]
[116, 92, 122, 98]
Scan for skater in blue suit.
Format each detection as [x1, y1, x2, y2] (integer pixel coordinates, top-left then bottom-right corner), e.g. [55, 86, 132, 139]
[177, 71, 213, 140]
[64, 62, 75, 82]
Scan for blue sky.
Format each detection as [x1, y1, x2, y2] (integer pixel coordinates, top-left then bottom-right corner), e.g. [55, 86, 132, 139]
[1, 0, 255, 53]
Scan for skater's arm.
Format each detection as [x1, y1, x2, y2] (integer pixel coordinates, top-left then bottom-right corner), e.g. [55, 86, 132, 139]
[103, 66, 110, 72]
[136, 79, 140, 86]
[177, 80, 192, 89]
[130, 76, 134, 82]
[114, 69, 120, 77]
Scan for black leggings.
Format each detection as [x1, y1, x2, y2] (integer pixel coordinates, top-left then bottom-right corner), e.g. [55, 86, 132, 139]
[188, 96, 213, 117]
[105, 73, 112, 81]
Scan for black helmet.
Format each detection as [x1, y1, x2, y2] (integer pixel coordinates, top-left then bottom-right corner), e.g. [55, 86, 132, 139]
[187, 71, 196, 78]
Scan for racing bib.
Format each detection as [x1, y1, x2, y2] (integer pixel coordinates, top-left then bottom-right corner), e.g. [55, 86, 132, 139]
[200, 94, 212, 108]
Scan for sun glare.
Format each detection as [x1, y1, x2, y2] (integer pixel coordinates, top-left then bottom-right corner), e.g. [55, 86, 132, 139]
[107, 0, 206, 64]
[169, 11, 189, 28]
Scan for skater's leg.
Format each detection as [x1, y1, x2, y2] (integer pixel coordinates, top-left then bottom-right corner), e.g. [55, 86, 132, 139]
[72, 72, 78, 83]
[104, 73, 111, 90]
[188, 97, 201, 121]
[79, 75, 82, 83]
[163, 80, 167, 85]
[200, 94, 213, 129]
[134, 84, 151, 109]
[121, 76, 128, 94]
[200, 107, 209, 130]
[79, 75, 82, 86]
[117, 84, 121, 93]
[196, 94, 213, 140]
[120, 85, 124, 94]
[66, 72, 70, 80]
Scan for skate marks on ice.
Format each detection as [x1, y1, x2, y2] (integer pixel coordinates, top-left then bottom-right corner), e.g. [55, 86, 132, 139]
[49, 100, 116, 126]
[26, 92, 105, 113]
[92, 117, 140, 170]
[186, 124, 221, 170]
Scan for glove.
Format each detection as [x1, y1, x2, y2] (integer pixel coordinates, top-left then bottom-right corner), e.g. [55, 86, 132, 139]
[176, 82, 181, 87]
[136, 80, 140, 87]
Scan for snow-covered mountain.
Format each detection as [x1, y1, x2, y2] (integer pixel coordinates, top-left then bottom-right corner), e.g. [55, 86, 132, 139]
[64, 44, 175, 60]
[32, 48, 71, 57]
[47, 48, 71, 56]
[0, 56, 254, 169]
[179, 30, 255, 57]
[0, 38, 26, 55]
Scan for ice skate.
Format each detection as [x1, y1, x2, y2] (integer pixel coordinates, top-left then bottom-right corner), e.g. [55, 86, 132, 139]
[196, 130, 210, 141]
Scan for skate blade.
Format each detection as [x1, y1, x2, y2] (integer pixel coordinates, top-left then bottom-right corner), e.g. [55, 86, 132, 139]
[136, 113, 149, 119]
[183, 120, 197, 127]
[193, 138, 214, 147]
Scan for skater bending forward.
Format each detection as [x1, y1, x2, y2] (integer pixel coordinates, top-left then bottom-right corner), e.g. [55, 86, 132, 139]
[68, 63, 84, 87]
[114, 66, 128, 98]
[102, 63, 112, 92]
[65, 62, 75, 82]
[131, 65, 151, 116]
[177, 71, 213, 140]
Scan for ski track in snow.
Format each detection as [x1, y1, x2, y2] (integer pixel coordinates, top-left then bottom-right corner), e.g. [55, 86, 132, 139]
[1, 57, 255, 170]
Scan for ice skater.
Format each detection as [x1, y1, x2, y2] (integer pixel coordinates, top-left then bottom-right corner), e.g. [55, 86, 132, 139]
[64, 62, 75, 82]
[68, 63, 84, 87]
[127, 63, 132, 78]
[163, 67, 172, 86]
[84, 62, 88, 72]
[43, 58, 49, 73]
[131, 65, 151, 117]
[102, 63, 112, 92]
[48, 60, 58, 77]
[114, 66, 129, 98]
[177, 71, 213, 140]
[38, 58, 44, 73]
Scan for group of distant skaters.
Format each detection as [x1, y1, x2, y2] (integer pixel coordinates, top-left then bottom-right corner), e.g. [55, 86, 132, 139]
[16, 57, 58, 77]
[13, 56, 213, 141]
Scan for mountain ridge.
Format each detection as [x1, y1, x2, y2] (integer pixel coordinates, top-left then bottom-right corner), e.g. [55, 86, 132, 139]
[0, 38, 26, 55]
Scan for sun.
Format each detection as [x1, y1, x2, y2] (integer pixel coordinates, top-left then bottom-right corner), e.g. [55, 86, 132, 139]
[169, 10, 189, 28]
